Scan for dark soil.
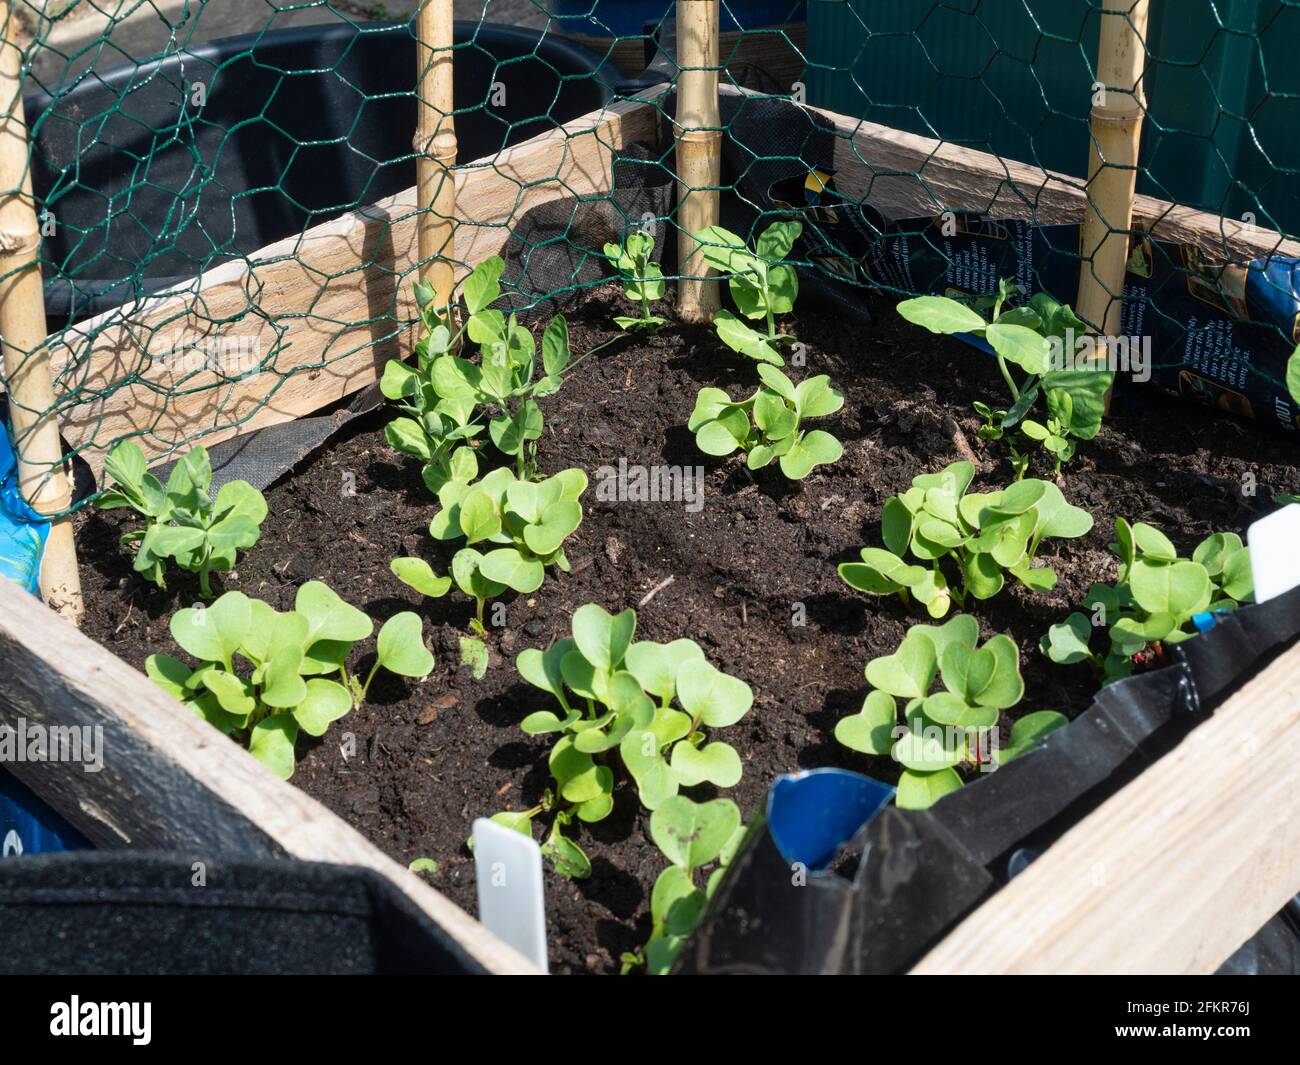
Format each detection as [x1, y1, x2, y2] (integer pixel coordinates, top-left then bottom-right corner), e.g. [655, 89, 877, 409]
[75, 284, 1300, 974]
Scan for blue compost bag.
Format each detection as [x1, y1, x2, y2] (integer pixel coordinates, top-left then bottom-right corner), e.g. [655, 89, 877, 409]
[0, 427, 48, 595]
[767, 169, 1300, 433]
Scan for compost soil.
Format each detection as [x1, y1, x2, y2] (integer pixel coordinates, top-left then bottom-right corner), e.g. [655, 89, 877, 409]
[76, 285, 1300, 974]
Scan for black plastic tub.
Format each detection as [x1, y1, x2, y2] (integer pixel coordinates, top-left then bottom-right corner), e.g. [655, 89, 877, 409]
[26, 21, 616, 323]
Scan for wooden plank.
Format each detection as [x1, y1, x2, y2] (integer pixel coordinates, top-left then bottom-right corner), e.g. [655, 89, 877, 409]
[911, 641, 1300, 974]
[48, 95, 660, 478]
[724, 89, 1300, 261]
[0, 577, 542, 974]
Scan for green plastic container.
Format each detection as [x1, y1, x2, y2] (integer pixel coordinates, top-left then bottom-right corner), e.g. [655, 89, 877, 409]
[805, 0, 1300, 239]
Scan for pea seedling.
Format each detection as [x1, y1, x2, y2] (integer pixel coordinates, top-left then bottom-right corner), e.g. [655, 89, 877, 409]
[1041, 519, 1254, 683]
[833, 615, 1066, 809]
[145, 584, 434, 778]
[603, 230, 666, 332]
[695, 220, 802, 365]
[898, 281, 1114, 478]
[383, 257, 585, 488]
[688, 364, 844, 479]
[98, 440, 267, 599]
[621, 795, 745, 975]
[839, 460, 1093, 617]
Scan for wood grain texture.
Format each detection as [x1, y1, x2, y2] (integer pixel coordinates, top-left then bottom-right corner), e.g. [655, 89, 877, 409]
[0, 577, 542, 974]
[911, 643, 1300, 974]
[48, 96, 658, 478]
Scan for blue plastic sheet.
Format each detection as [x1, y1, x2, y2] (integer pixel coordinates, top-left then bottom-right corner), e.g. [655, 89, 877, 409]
[0, 428, 47, 596]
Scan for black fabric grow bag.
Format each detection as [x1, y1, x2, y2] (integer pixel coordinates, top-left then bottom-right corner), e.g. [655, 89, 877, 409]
[676, 585, 1300, 974]
[0, 851, 484, 975]
[26, 21, 615, 323]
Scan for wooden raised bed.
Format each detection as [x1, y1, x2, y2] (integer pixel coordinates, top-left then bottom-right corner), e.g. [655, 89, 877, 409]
[6, 91, 1300, 974]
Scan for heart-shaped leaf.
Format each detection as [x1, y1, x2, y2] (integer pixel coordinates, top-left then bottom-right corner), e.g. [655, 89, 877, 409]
[571, 603, 636, 672]
[516, 638, 575, 705]
[996, 710, 1068, 764]
[478, 548, 545, 593]
[522, 500, 581, 556]
[1041, 612, 1095, 665]
[648, 794, 742, 871]
[171, 592, 252, 668]
[669, 740, 743, 787]
[1129, 559, 1212, 619]
[864, 629, 937, 699]
[375, 612, 435, 678]
[676, 658, 753, 728]
[293, 678, 353, 736]
[295, 581, 374, 644]
[249, 715, 299, 780]
[834, 689, 897, 755]
[895, 767, 963, 810]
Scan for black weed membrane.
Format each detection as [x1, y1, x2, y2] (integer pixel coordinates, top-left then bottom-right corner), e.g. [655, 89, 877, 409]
[0, 852, 484, 975]
[675, 585, 1300, 975]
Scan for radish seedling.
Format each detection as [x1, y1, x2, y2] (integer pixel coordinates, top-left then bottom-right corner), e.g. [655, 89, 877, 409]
[603, 230, 666, 332]
[621, 795, 745, 975]
[688, 364, 844, 479]
[833, 616, 1066, 809]
[490, 603, 753, 878]
[98, 440, 267, 599]
[1042, 519, 1254, 683]
[695, 220, 802, 365]
[145, 584, 434, 778]
[839, 461, 1093, 617]
[898, 281, 1113, 478]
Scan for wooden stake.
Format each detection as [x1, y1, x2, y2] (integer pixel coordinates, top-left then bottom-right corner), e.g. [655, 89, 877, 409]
[675, 0, 722, 323]
[414, 0, 457, 310]
[1077, 0, 1149, 337]
[0, 9, 82, 624]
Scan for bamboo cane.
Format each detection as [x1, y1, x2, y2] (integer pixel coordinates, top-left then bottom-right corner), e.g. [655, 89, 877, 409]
[1077, 0, 1149, 339]
[414, 0, 457, 310]
[0, 7, 81, 624]
[676, 0, 722, 323]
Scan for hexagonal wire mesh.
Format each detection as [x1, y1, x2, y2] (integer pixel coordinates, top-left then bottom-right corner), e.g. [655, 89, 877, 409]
[0, 0, 1296, 530]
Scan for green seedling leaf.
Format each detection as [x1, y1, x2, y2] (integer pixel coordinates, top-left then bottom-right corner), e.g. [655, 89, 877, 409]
[460, 636, 489, 679]
[249, 715, 299, 780]
[669, 740, 743, 788]
[1129, 559, 1212, 619]
[296, 580, 374, 643]
[897, 295, 986, 335]
[540, 823, 593, 880]
[375, 612, 435, 678]
[170, 592, 252, 668]
[621, 728, 678, 810]
[625, 639, 704, 705]
[293, 678, 353, 736]
[780, 430, 843, 479]
[676, 658, 753, 728]
[864, 629, 937, 699]
[1041, 612, 1095, 665]
[549, 735, 611, 805]
[834, 689, 897, 756]
[1132, 522, 1179, 561]
[895, 768, 963, 810]
[478, 547, 545, 593]
[649, 795, 742, 872]
[516, 638, 575, 704]
[390, 556, 452, 598]
[996, 710, 1068, 764]
[571, 603, 636, 672]
[409, 858, 439, 875]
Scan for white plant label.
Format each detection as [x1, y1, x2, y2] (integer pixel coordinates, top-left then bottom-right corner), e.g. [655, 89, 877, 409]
[472, 817, 547, 970]
[1247, 503, 1300, 603]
